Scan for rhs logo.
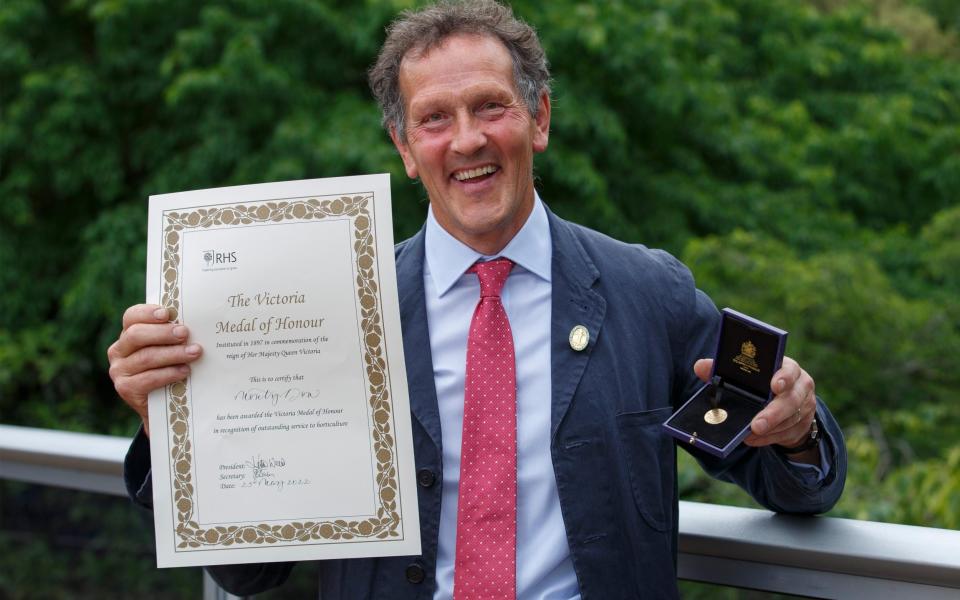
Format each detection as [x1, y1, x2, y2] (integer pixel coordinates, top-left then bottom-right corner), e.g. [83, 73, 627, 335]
[203, 250, 238, 270]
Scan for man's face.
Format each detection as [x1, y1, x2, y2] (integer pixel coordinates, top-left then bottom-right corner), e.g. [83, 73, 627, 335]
[390, 34, 550, 255]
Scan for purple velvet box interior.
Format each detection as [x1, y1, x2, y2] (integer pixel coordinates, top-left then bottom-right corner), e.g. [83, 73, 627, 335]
[662, 308, 787, 458]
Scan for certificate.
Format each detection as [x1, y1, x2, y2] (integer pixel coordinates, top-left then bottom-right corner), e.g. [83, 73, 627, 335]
[145, 175, 420, 567]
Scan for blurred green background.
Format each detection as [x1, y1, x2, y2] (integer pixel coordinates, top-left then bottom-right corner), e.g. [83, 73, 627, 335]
[1, 0, 958, 597]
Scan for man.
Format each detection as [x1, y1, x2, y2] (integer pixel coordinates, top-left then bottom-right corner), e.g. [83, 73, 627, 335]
[108, 1, 846, 598]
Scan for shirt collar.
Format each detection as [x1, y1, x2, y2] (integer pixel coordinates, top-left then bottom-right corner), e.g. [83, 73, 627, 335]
[424, 192, 552, 298]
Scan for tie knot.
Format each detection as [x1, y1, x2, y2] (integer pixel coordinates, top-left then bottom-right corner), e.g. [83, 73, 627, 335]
[468, 258, 513, 298]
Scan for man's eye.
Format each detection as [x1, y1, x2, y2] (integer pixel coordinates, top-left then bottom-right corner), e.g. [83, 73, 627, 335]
[481, 102, 502, 111]
[415, 112, 447, 130]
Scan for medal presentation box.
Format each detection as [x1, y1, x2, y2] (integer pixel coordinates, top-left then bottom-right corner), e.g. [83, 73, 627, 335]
[663, 308, 787, 458]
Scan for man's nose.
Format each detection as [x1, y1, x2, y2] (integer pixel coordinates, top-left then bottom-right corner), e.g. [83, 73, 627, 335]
[450, 115, 487, 156]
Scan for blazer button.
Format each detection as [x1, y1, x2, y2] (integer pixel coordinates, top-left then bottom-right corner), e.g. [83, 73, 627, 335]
[417, 468, 436, 488]
[405, 563, 426, 584]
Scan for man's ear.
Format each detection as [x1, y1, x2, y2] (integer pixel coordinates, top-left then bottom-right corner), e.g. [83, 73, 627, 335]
[389, 125, 419, 179]
[532, 90, 551, 154]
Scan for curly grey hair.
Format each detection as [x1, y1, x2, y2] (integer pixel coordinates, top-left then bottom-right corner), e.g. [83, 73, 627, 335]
[368, 0, 551, 142]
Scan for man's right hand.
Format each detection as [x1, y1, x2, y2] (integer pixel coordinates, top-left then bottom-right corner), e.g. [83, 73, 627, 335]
[107, 304, 203, 437]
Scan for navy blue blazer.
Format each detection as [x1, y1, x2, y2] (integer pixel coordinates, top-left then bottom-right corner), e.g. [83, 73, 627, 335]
[126, 209, 847, 599]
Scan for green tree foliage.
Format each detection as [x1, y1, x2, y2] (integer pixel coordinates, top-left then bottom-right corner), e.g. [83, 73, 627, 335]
[0, 0, 419, 432]
[812, 0, 960, 58]
[1, 0, 958, 595]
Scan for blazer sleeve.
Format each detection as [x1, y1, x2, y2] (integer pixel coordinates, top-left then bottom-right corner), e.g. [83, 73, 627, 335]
[123, 427, 296, 594]
[674, 285, 848, 515]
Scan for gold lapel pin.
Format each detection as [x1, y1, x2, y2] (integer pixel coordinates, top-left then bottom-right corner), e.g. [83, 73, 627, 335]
[569, 325, 589, 351]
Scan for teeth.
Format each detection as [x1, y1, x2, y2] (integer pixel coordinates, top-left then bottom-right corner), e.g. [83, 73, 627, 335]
[454, 165, 498, 181]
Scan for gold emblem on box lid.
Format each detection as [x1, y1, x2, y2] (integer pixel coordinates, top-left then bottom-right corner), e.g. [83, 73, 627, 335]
[704, 408, 728, 425]
[733, 339, 760, 374]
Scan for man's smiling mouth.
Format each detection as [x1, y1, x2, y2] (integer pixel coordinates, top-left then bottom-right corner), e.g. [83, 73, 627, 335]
[453, 165, 499, 182]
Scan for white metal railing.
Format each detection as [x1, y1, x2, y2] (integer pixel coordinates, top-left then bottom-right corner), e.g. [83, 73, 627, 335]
[2, 424, 959, 599]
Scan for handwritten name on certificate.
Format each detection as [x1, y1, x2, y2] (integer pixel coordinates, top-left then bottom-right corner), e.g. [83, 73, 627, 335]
[145, 175, 420, 567]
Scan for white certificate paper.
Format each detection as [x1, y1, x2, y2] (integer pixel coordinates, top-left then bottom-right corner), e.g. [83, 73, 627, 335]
[145, 175, 420, 567]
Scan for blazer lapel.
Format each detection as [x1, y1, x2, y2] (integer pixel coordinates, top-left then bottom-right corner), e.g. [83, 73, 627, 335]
[548, 210, 607, 438]
[395, 229, 443, 452]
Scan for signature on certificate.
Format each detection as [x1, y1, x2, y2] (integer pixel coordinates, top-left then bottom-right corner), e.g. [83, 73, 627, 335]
[244, 454, 286, 481]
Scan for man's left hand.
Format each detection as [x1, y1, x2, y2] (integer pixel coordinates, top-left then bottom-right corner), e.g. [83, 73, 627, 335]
[694, 357, 817, 458]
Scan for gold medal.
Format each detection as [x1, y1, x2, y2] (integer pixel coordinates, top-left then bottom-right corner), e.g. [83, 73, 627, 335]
[704, 408, 728, 425]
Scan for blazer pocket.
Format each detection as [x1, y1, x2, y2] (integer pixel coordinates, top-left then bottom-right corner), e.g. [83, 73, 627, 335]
[616, 406, 674, 532]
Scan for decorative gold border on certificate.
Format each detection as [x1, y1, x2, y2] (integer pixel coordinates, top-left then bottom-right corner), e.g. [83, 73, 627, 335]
[160, 195, 402, 549]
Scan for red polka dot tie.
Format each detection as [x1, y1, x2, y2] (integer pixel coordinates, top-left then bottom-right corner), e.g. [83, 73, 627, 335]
[453, 258, 517, 600]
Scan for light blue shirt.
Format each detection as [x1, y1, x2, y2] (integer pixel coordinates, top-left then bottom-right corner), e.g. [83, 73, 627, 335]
[424, 196, 580, 600]
[423, 195, 827, 599]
